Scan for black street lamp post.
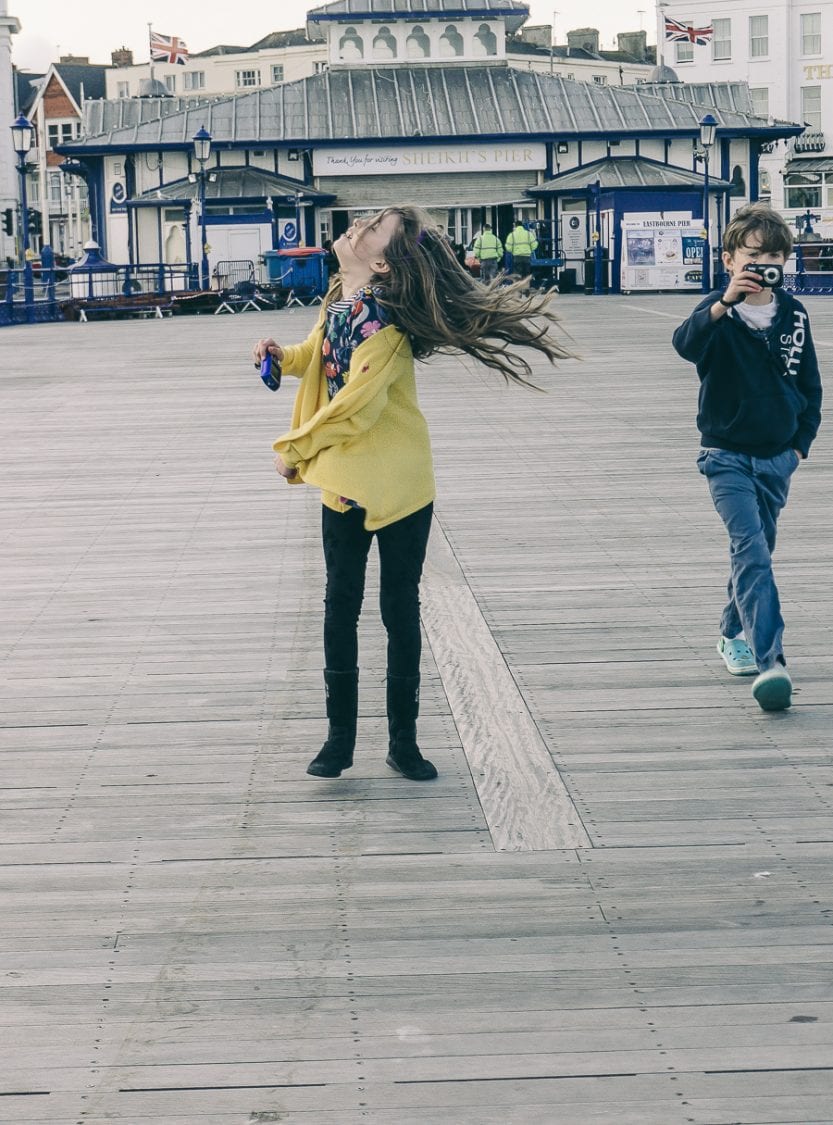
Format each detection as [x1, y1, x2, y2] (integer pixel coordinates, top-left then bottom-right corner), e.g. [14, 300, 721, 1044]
[699, 113, 718, 294]
[11, 113, 35, 319]
[193, 126, 212, 289]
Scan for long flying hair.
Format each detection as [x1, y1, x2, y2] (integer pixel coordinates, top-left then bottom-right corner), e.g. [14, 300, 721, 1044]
[330, 205, 573, 385]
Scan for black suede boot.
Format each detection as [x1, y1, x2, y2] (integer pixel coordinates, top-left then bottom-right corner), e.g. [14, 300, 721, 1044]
[306, 669, 358, 778]
[385, 674, 438, 781]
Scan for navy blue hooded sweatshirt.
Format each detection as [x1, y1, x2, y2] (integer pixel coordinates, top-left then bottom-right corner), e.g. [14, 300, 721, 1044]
[672, 288, 822, 459]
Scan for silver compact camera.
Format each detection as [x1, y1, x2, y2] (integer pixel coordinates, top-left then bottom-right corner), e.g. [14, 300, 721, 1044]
[746, 263, 784, 288]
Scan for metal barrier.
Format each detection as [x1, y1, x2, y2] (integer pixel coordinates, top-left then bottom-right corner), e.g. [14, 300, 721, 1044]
[213, 260, 264, 315]
[785, 243, 833, 295]
[68, 262, 193, 301]
[1, 266, 65, 325]
[2, 262, 197, 326]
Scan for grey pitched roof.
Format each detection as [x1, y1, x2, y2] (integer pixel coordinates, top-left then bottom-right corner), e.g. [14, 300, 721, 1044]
[15, 70, 44, 115]
[531, 155, 733, 194]
[15, 63, 109, 116]
[635, 80, 754, 116]
[54, 64, 109, 104]
[785, 156, 833, 173]
[507, 39, 657, 65]
[69, 68, 801, 155]
[138, 166, 334, 202]
[193, 44, 251, 57]
[306, 0, 531, 39]
[249, 29, 318, 50]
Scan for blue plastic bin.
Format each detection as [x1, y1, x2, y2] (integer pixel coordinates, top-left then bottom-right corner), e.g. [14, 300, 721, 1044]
[263, 249, 328, 302]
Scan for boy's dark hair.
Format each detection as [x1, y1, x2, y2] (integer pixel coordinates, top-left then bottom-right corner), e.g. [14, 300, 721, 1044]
[723, 202, 793, 257]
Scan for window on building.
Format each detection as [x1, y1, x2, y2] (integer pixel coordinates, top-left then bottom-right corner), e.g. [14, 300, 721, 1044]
[474, 23, 497, 57]
[801, 84, 822, 129]
[440, 24, 464, 57]
[338, 27, 364, 60]
[675, 17, 694, 63]
[47, 122, 76, 149]
[373, 27, 397, 59]
[749, 86, 769, 117]
[163, 74, 176, 93]
[235, 69, 261, 88]
[749, 15, 768, 57]
[592, 74, 607, 85]
[270, 64, 285, 84]
[759, 170, 772, 200]
[184, 70, 205, 90]
[712, 18, 731, 61]
[117, 81, 130, 98]
[730, 165, 746, 197]
[801, 12, 822, 55]
[48, 172, 63, 204]
[407, 26, 431, 58]
[784, 171, 822, 208]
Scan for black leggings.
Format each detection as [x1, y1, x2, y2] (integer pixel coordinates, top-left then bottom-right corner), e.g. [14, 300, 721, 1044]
[322, 502, 433, 677]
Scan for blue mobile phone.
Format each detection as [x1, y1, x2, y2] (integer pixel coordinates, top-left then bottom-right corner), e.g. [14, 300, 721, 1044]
[260, 353, 281, 391]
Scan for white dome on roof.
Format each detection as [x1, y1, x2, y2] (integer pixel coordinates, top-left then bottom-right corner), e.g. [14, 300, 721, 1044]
[647, 62, 680, 83]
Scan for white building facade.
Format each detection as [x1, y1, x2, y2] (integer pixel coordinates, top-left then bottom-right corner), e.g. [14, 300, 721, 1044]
[0, 0, 21, 264]
[657, 0, 833, 229]
[103, 22, 654, 102]
[104, 39, 326, 101]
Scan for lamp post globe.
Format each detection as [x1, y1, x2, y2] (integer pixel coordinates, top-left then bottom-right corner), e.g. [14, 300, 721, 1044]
[192, 126, 212, 289]
[11, 113, 35, 159]
[699, 114, 718, 293]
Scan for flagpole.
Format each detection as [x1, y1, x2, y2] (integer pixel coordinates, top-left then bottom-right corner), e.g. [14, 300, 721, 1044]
[657, 1, 668, 68]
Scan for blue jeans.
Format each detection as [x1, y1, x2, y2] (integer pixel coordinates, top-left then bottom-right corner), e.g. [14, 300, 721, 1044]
[697, 447, 800, 671]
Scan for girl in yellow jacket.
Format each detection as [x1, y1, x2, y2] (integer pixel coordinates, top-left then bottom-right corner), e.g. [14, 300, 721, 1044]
[253, 205, 570, 782]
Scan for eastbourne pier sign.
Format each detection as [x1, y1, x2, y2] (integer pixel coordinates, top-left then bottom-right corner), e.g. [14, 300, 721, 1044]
[313, 143, 547, 176]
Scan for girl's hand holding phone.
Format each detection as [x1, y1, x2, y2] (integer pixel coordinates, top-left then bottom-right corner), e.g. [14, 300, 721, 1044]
[252, 338, 284, 363]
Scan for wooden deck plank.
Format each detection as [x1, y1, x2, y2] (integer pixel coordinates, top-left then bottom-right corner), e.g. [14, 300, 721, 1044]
[2, 297, 832, 1120]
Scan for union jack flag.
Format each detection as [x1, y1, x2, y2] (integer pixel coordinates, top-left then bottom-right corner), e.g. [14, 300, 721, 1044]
[150, 31, 189, 65]
[664, 16, 714, 45]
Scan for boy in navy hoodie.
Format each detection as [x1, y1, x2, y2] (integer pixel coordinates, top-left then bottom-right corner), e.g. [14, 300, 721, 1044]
[672, 203, 822, 711]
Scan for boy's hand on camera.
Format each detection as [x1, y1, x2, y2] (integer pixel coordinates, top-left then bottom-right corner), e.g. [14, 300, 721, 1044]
[274, 454, 297, 479]
[725, 271, 763, 302]
[252, 338, 284, 364]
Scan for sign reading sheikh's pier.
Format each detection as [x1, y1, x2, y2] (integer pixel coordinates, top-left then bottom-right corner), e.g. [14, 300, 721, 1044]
[313, 143, 547, 176]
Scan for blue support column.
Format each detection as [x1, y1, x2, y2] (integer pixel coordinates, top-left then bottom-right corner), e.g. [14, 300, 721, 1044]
[701, 151, 711, 294]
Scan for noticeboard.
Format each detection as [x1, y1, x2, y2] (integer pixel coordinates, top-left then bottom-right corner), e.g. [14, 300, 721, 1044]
[620, 219, 706, 291]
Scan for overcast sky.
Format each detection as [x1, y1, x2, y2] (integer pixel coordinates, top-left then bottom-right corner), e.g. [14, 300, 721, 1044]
[12, 0, 658, 72]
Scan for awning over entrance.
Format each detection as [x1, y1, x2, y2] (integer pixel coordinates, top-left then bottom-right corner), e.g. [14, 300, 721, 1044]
[316, 170, 530, 209]
[530, 155, 733, 195]
[137, 167, 334, 205]
[784, 157, 833, 174]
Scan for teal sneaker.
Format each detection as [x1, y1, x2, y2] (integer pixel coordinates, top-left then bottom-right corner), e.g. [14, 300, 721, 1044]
[752, 667, 792, 711]
[717, 636, 758, 676]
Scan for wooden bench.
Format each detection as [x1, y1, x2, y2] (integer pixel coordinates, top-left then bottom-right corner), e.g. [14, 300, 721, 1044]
[62, 294, 175, 322]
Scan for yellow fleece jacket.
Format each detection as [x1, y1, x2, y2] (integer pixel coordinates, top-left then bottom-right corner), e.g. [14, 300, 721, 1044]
[273, 320, 436, 530]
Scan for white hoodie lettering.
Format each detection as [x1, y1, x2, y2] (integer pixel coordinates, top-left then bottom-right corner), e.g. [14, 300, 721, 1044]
[782, 310, 807, 377]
